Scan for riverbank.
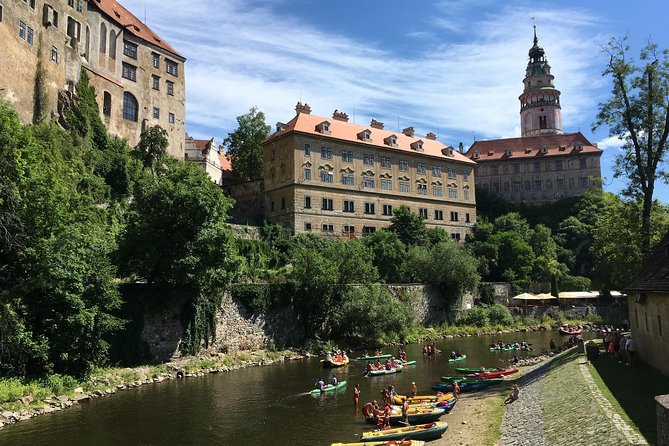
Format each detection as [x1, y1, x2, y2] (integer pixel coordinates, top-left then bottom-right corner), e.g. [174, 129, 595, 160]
[0, 348, 307, 429]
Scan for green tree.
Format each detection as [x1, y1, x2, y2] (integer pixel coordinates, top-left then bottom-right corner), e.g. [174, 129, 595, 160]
[224, 107, 270, 182]
[362, 230, 406, 283]
[594, 38, 669, 255]
[135, 125, 168, 174]
[62, 69, 108, 150]
[389, 205, 427, 246]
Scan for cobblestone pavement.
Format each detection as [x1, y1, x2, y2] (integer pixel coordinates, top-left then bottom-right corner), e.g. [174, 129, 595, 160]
[499, 350, 648, 446]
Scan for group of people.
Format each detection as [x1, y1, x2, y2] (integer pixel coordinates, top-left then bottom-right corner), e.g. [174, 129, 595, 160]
[396, 348, 408, 362]
[359, 382, 416, 427]
[422, 342, 441, 356]
[314, 374, 339, 391]
[365, 357, 404, 373]
[449, 350, 465, 360]
[602, 329, 635, 365]
[324, 351, 348, 363]
[490, 340, 529, 350]
[548, 335, 580, 352]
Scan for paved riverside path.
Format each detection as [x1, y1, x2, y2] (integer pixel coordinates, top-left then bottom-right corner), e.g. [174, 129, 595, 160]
[499, 349, 648, 446]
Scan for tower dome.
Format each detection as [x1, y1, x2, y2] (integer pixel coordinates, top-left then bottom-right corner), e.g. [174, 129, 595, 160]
[519, 26, 563, 137]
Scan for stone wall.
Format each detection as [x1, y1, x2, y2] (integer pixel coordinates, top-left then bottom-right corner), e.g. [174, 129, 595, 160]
[657, 394, 669, 446]
[223, 180, 265, 226]
[508, 303, 628, 323]
[386, 284, 448, 325]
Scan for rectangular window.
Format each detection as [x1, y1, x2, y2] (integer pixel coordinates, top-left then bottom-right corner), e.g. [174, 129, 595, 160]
[363, 153, 374, 165]
[450, 211, 459, 221]
[342, 150, 353, 162]
[463, 170, 470, 181]
[152, 52, 160, 68]
[270, 201, 274, 212]
[492, 166, 499, 175]
[381, 178, 392, 190]
[152, 75, 160, 90]
[76, 0, 82, 12]
[320, 171, 333, 183]
[432, 166, 443, 177]
[556, 179, 564, 189]
[556, 161, 563, 172]
[381, 156, 391, 168]
[451, 233, 461, 241]
[321, 224, 334, 233]
[448, 188, 458, 198]
[166, 81, 174, 96]
[304, 196, 311, 209]
[400, 181, 410, 193]
[433, 185, 443, 197]
[363, 177, 375, 188]
[363, 226, 376, 235]
[122, 63, 137, 81]
[27, 26, 33, 45]
[382, 204, 393, 216]
[281, 198, 286, 209]
[417, 184, 427, 195]
[580, 158, 587, 169]
[304, 222, 312, 231]
[364, 203, 375, 214]
[534, 162, 541, 172]
[29, 0, 35, 8]
[168, 112, 175, 124]
[50, 46, 59, 63]
[580, 177, 588, 188]
[152, 107, 160, 119]
[343, 225, 355, 234]
[0, 5, 3, 23]
[320, 146, 332, 159]
[303, 168, 311, 181]
[434, 210, 443, 220]
[19, 21, 26, 39]
[534, 180, 542, 190]
[399, 160, 409, 171]
[416, 163, 426, 174]
[659, 315, 663, 336]
[343, 200, 355, 213]
[304, 144, 311, 156]
[419, 208, 428, 219]
[166, 59, 178, 76]
[68, 0, 73, 6]
[465, 213, 470, 223]
[514, 165, 520, 174]
[321, 198, 333, 211]
[123, 40, 138, 59]
[341, 174, 354, 185]
[447, 168, 457, 179]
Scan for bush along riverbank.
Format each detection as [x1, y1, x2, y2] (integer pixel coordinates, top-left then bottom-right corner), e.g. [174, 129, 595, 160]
[0, 349, 306, 429]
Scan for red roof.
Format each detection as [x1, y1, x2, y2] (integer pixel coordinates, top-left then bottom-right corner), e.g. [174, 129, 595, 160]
[219, 152, 232, 172]
[465, 132, 602, 162]
[266, 111, 475, 165]
[193, 139, 210, 152]
[92, 0, 183, 59]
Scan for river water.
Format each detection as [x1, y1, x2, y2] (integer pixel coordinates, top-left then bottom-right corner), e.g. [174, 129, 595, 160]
[0, 330, 586, 446]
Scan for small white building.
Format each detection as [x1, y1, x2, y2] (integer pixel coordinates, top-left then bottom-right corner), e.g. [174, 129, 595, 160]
[184, 133, 231, 184]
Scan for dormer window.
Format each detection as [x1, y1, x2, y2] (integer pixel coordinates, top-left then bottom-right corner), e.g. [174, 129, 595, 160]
[472, 152, 480, 159]
[559, 145, 566, 151]
[506, 148, 513, 156]
[411, 140, 424, 152]
[541, 145, 548, 154]
[574, 142, 583, 151]
[384, 135, 398, 147]
[525, 148, 532, 154]
[357, 129, 372, 142]
[316, 121, 331, 135]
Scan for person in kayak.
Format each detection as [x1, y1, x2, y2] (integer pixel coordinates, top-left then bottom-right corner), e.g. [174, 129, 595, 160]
[315, 378, 325, 390]
[450, 351, 457, 360]
[330, 375, 338, 386]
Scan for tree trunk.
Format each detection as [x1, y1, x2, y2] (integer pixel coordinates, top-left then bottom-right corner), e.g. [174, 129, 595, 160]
[641, 183, 654, 256]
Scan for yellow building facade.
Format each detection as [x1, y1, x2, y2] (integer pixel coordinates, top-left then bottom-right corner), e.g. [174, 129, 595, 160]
[263, 103, 477, 239]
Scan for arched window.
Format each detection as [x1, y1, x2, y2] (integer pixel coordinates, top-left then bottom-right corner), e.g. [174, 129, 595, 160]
[103, 91, 111, 116]
[122, 92, 138, 122]
[99, 23, 107, 53]
[109, 30, 116, 59]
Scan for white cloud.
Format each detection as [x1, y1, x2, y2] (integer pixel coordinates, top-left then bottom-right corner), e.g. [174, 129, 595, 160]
[596, 135, 626, 150]
[123, 0, 609, 145]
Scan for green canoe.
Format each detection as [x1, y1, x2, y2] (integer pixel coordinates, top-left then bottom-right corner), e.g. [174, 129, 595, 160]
[440, 376, 504, 384]
[360, 421, 448, 442]
[447, 354, 467, 363]
[455, 367, 502, 374]
[309, 380, 347, 395]
[355, 354, 392, 361]
[400, 360, 417, 366]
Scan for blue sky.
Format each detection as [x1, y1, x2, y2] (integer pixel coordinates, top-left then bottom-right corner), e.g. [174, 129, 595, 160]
[124, 0, 669, 202]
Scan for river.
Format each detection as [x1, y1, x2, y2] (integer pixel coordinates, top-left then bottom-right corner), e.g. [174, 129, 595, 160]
[0, 330, 587, 446]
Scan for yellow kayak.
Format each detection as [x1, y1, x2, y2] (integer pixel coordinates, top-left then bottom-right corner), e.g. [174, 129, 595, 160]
[392, 393, 453, 405]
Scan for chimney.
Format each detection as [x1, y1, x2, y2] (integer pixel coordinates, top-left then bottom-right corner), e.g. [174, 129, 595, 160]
[370, 119, 384, 130]
[458, 142, 463, 153]
[332, 109, 349, 122]
[402, 126, 414, 137]
[276, 122, 287, 132]
[295, 101, 312, 115]
[426, 132, 437, 140]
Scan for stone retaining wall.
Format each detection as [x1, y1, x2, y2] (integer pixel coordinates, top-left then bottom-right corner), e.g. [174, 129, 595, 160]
[657, 394, 669, 446]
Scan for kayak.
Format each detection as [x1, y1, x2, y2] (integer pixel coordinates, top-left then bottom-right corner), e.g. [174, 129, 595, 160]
[465, 368, 518, 378]
[440, 376, 504, 384]
[387, 396, 457, 413]
[332, 441, 425, 446]
[559, 327, 583, 335]
[400, 360, 417, 367]
[367, 367, 402, 377]
[323, 358, 349, 368]
[309, 380, 347, 395]
[489, 346, 516, 351]
[432, 381, 490, 393]
[360, 421, 448, 442]
[356, 354, 392, 361]
[447, 354, 467, 363]
[392, 393, 454, 405]
[365, 407, 445, 426]
[455, 367, 503, 374]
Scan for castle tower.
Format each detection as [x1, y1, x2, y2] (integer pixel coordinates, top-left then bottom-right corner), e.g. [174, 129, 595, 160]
[519, 26, 562, 136]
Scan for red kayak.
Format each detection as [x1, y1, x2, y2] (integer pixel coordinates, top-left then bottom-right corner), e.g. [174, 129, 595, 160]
[559, 327, 583, 335]
[465, 368, 519, 379]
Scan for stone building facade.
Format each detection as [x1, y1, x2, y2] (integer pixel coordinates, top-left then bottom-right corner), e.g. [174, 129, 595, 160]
[0, 0, 186, 158]
[262, 103, 477, 239]
[184, 134, 230, 184]
[626, 230, 669, 377]
[465, 28, 602, 205]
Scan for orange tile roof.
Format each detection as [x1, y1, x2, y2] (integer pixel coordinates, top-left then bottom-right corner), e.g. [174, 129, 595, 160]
[465, 132, 602, 162]
[193, 139, 210, 152]
[92, 0, 183, 59]
[266, 111, 475, 165]
[219, 152, 232, 172]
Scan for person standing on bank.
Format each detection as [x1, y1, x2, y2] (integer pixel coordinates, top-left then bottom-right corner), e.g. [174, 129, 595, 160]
[625, 336, 635, 365]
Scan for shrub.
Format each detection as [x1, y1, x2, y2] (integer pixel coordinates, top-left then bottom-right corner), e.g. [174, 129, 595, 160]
[457, 306, 489, 327]
[487, 304, 514, 326]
